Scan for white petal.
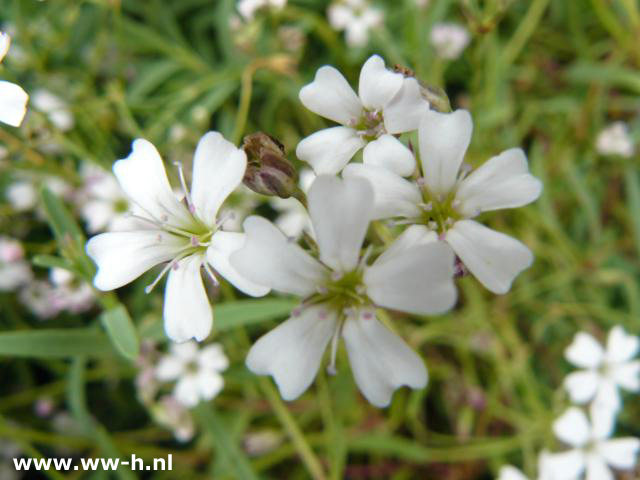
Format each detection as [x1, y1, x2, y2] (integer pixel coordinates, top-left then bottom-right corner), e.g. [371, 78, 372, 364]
[296, 127, 365, 175]
[363, 134, 416, 177]
[342, 164, 421, 220]
[174, 375, 201, 408]
[171, 341, 199, 361]
[455, 148, 542, 217]
[190, 131, 247, 228]
[563, 370, 600, 404]
[0, 81, 28, 127]
[155, 356, 185, 381]
[565, 332, 605, 369]
[497, 466, 528, 480]
[593, 379, 622, 415]
[590, 400, 617, 441]
[113, 139, 194, 230]
[373, 224, 438, 263]
[610, 360, 640, 391]
[445, 220, 533, 294]
[345, 20, 369, 48]
[365, 241, 456, 315]
[86, 230, 185, 290]
[419, 109, 473, 197]
[328, 4, 353, 29]
[198, 344, 229, 372]
[383, 77, 430, 134]
[230, 216, 327, 296]
[246, 304, 337, 401]
[357, 55, 403, 111]
[196, 371, 224, 400]
[597, 438, 640, 469]
[585, 455, 614, 480]
[342, 311, 427, 407]
[163, 254, 212, 343]
[0, 32, 10, 63]
[553, 407, 591, 448]
[308, 175, 373, 272]
[605, 325, 639, 364]
[299, 66, 362, 125]
[544, 450, 586, 480]
[206, 231, 270, 297]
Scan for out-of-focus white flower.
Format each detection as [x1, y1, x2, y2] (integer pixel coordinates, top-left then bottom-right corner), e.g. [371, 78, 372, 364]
[0, 236, 32, 291]
[0, 32, 28, 127]
[297, 55, 430, 175]
[244, 430, 283, 456]
[430, 23, 470, 60]
[18, 281, 59, 319]
[546, 407, 640, 480]
[155, 341, 229, 408]
[34, 396, 56, 418]
[31, 89, 74, 131]
[596, 122, 635, 158]
[5, 181, 37, 211]
[498, 451, 554, 480]
[415, 0, 430, 7]
[48, 268, 95, 314]
[152, 395, 196, 442]
[270, 169, 315, 239]
[564, 327, 639, 415]
[328, 0, 383, 48]
[237, 0, 287, 21]
[86, 132, 269, 342]
[231, 175, 457, 407]
[345, 109, 542, 294]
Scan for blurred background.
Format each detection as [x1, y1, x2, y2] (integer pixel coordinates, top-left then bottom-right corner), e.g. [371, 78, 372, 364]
[0, 0, 639, 478]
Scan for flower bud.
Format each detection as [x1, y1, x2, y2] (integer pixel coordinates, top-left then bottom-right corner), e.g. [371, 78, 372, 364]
[242, 132, 298, 198]
[393, 64, 452, 113]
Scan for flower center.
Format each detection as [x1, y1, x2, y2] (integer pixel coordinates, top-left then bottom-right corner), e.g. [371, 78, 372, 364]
[351, 109, 385, 142]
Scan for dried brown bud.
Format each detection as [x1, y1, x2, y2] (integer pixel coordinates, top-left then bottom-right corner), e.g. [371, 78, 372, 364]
[242, 132, 298, 198]
[393, 64, 452, 113]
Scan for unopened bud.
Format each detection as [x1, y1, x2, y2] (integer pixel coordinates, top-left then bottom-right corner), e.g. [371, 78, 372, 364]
[393, 64, 452, 113]
[242, 132, 298, 198]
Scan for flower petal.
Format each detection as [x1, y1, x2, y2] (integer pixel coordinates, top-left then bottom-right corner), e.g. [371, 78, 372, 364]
[155, 355, 185, 381]
[563, 370, 600, 404]
[190, 131, 247, 228]
[207, 231, 270, 297]
[0, 32, 10, 63]
[497, 466, 528, 480]
[373, 224, 438, 263]
[419, 109, 473, 197]
[308, 175, 373, 272]
[296, 126, 365, 175]
[86, 230, 185, 290]
[246, 304, 337, 401]
[455, 148, 542, 217]
[593, 379, 622, 416]
[113, 139, 194, 230]
[565, 332, 605, 369]
[342, 164, 421, 220]
[342, 310, 428, 407]
[553, 407, 591, 448]
[590, 399, 618, 441]
[610, 360, 640, 392]
[198, 344, 229, 372]
[544, 450, 586, 480]
[605, 325, 639, 364]
[597, 438, 640, 470]
[445, 220, 533, 294]
[365, 241, 456, 315]
[363, 134, 416, 177]
[358, 55, 403, 111]
[383, 77, 430, 134]
[230, 216, 327, 296]
[0, 80, 28, 127]
[163, 254, 212, 343]
[299, 66, 362, 125]
[585, 455, 614, 480]
[174, 375, 201, 407]
[196, 371, 224, 400]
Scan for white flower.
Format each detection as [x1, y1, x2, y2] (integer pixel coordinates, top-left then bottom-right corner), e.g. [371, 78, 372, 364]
[270, 168, 315, 239]
[237, 0, 286, 20]
[152, 395, 196, 442]
[0, 32, 28, 127]
[328, 0, 383, 47]
[0, 236, 32, 291]
[564, 327, 639, 414]
[230, 175, 457, 407]
[430, 23, 470, 60]
[155, 341, 229, 408]
[86, 132, 269, 342]
[546, 407, 640, 480]
[18, 281, 59, 319]
[31, 89, 74, 131]
[296, 54, 430, 175]
[6, 181, 37, 211]
[48, 268, 95, 314]
[344, 109, 542, 294]
[596, 122, 634, 158]
[498, 452, 554, 480]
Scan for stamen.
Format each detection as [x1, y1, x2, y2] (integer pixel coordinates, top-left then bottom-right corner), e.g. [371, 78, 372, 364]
[174, 161, 196, 214]
[358, 244, 374, 269]
[203, 263, 219, 286]
[419, 201, 433, 212]
[326, 324, 340, 376]
[215, 210, 236, 230]
[145, 260, 178, 294]
[331, 271, 343, 282]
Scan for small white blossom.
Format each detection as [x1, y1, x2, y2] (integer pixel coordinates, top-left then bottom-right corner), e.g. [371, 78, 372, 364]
[86, 132, 268, 342]
[5, 181, 37, 211]
[546, 407, 640, 480]
[152, 395, 196, 442]
[328, 0, 383, 48]
[237, 0, 287, 20]
[155, 341, 229, 408]
[430, 23, 470, 60]
[48, 268, 95, 314]
[498, 452, 553, 480]
[564, 327, 639, 415]
[231, 175, 457, 406]
[596, 122, 634, 158]
[297, 55, 430, 175]
[0, 32, 28, 127]
[344, 109, 542, 294]
[0, 237, 32, 291]
[31, 89, 74, 131]
[19, 281, 59, 319]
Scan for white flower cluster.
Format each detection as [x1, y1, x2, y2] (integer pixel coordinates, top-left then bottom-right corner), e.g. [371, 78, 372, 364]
[86, 54, 541, 407]
[0, 32, 28, 127]
[327, 0, 383, 48]
[596, 122, 635, 158]
[499, 326, 640, 480]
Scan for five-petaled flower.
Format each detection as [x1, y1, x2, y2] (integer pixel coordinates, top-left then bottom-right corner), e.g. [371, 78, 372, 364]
[86, 131, 268, 342]
[0, 32, 28, 127]
[230, 175, 457, 407]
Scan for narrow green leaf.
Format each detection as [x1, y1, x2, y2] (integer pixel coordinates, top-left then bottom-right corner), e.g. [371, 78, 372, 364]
[31, 254, 73, 271]
[0, 329, 112, 358]
[40, 187, 85, 248]
[100, 305, 140, 361]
